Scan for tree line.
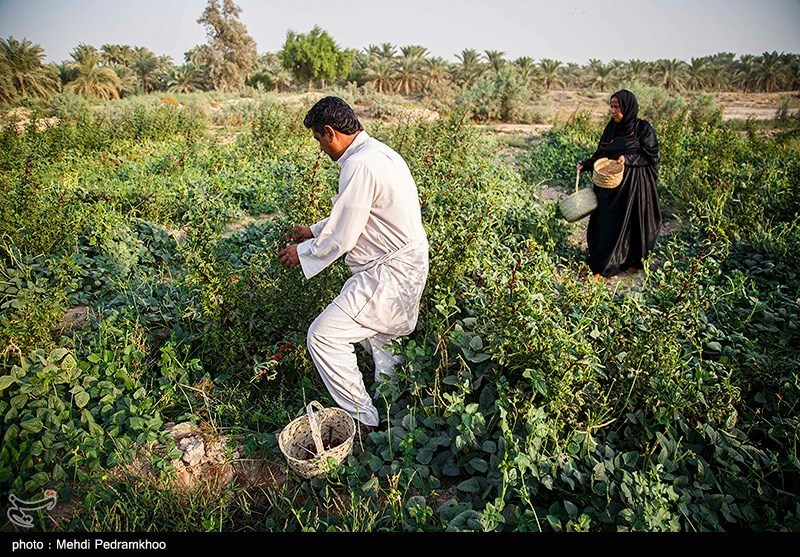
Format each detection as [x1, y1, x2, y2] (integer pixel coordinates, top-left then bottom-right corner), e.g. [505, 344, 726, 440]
[1, 0, 799, 105]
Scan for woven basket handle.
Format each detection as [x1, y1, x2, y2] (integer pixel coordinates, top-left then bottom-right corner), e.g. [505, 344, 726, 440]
[306, 401, 326, 455]
[574, 166, 581, 194]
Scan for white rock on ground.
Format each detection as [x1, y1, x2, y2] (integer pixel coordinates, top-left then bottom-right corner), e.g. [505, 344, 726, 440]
[179, 436, 205, 467]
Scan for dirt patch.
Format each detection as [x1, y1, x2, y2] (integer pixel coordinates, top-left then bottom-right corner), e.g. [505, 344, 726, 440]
[354, 103, 371, 122]
[273, 91, 327, 112]
[57, 306, 90, 332]
[527, 90, 799, 123]
[432, 481, 460, 510]
[117, 421, 287, 495]
[209, 129, 244, 145]
[165, 225, 188, 240]
[480, 123, 553, 135]
[0, 107, 60, 132]
[718, 91, 800, 120]
[722, 106, 781, 121]
[222, 212, 275, 238]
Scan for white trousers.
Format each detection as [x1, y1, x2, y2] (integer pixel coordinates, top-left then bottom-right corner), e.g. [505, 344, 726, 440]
[306, 302, 403, 427]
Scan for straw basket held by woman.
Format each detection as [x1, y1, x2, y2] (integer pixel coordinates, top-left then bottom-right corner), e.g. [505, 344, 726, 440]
[577, 89, 662, 279]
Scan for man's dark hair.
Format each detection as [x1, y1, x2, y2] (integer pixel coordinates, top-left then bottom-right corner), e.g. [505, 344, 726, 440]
[303, 96, 363, 136]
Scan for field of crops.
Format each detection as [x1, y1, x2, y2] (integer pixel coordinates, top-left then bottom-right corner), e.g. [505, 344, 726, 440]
[1, 90, 798, 532]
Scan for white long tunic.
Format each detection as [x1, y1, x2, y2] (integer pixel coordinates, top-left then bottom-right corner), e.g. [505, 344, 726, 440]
[296, 131, 429, 337]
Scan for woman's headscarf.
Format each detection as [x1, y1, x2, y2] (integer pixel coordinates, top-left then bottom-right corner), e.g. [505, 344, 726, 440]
[610, 89, 639, 138]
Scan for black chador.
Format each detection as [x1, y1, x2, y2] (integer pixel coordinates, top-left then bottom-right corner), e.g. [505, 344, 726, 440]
[580, 89, 662, 277]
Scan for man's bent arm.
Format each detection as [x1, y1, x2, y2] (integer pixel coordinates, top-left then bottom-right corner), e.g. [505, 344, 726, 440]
[296, 163, 375, 279]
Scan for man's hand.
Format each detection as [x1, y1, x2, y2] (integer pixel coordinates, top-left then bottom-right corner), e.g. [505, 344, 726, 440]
[286, 225, 313, 242]
[278, 244, 300, 269]
[278, 225, 311, 269]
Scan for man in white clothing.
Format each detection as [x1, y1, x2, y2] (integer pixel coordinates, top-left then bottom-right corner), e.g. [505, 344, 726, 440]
[277, 97, 429, 434]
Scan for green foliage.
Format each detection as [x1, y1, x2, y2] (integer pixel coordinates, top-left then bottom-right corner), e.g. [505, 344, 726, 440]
[519, 113, 600, 186]
[0, 36, 60, 103]
[0, 314, 201, 496]
[0, 247, 67, 361]
[279, 26, 355, 89]
[195, 0, 258, 92]
[1, 91, 798, 532]
[456, 66, 533, 123]
[617, 84, 723, 125]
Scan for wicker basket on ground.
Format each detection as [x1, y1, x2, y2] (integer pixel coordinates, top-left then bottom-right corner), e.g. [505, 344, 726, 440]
[277, 401, 355, 479]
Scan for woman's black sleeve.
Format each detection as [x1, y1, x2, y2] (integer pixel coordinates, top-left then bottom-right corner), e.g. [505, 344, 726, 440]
[638, 121, 659, 167]
[580, 148, 603, 172]
[622, 121, 659, 167]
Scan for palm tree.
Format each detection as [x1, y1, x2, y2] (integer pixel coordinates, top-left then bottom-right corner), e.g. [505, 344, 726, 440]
[0, 51, 15, 103]
[455, 48, 483, 87]
[131, 46, 160, 93]
[363, 55, 395, 94]
[0, 36, 60, 100]
[249, 52, 292, 92]
[591, 61, 614, 92]
[112, 64, 139, 96]
[100, 44, 134, 66]
[484, 50, 506, 75]
[587, 58, 604, 74]
[422, 56, 450, 89]
[625, 59, 651, 85]
[687, 57, 710, 90]
[705, 65, 726, 92]
[538, 58, 563, 91]
[754, 51, 786, 92]
[610, 59, 626, 74]
[513, 56, 536, 87]
[266, 57, 293, 92]
[733, 54, 757, 92]
[400, 45, 428, 60]
[654, 58, 688, 91]
[155, 54, 174, 91]
[378, 43, 397, 60]
[166, 65, 202, 93]
[708, 52, 736, 90]
[65, 44, 121, 100]
[787, 54, 800, 91]
[563, 62, 582, 89]
[394, 47, 426, 96]
[53, 61, 76, 87]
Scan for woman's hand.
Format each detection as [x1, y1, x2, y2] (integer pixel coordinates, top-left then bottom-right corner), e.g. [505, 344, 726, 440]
[617, 156, 626, 165]
[576, 163, 584, 172]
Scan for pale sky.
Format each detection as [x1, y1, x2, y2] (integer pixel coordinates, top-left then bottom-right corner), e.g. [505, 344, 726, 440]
[0, 0, 798, 65]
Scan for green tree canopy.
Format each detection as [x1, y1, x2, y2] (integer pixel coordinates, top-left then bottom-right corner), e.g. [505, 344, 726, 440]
[194, 0, 258, 92]
[0, 36, 60, 103]
[64, 44, 121, 100]
[279, 25, 354, 90]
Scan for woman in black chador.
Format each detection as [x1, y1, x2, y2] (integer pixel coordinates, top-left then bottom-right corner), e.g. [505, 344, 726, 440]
[578, 89, 661, 278]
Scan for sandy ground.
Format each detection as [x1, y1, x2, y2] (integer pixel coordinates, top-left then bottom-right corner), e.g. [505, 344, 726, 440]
[540, 89, 800, 122]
